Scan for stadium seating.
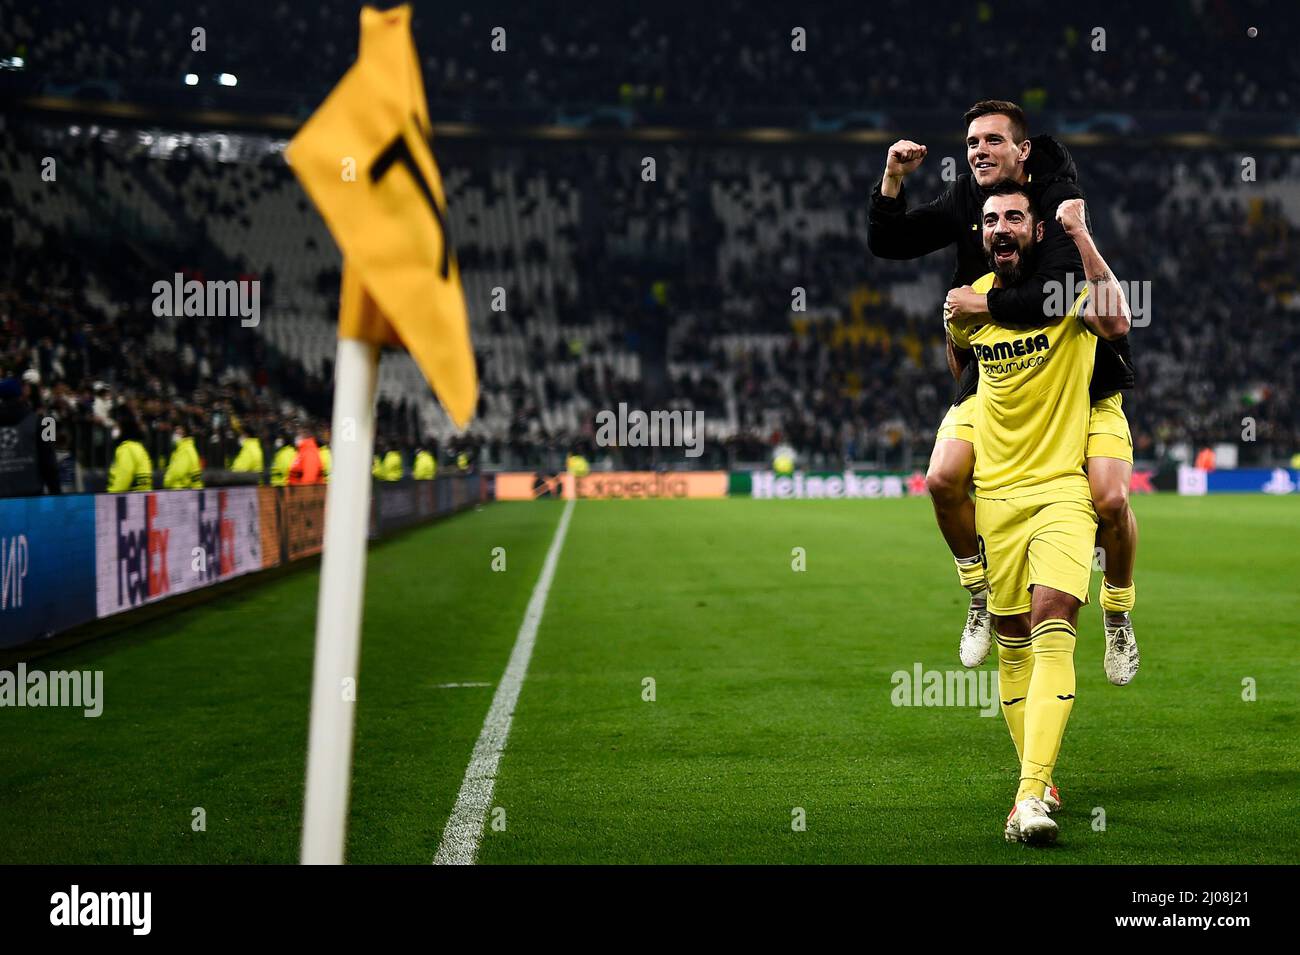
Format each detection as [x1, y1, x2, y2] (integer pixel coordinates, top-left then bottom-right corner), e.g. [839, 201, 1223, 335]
[3, 121, 1299, 474]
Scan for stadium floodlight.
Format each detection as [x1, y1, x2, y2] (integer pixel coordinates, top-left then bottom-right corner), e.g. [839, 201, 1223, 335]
[184, 73, 198, 86]
[218, 73, 237, 87]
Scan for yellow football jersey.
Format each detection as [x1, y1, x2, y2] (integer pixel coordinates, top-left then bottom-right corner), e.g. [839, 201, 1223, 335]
[948, 272, 1094, 499]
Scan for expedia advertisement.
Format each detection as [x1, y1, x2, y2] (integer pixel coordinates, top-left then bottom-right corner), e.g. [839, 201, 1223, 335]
[494, 471, 727, 500]
[570, 471, 727, 499]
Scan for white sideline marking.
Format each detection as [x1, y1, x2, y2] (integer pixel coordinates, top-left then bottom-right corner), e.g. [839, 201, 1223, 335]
[433, 498, 575, 865]
[434, 682, 492, 689]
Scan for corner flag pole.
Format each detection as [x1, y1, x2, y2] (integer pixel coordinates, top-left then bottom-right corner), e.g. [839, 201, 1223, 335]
[290, 4, 478, 863]
[300, 336, 380, 864]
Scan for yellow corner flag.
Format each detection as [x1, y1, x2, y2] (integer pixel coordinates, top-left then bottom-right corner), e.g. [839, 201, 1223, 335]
[292, 4, 477, 866]
[287, 3, 477, 428]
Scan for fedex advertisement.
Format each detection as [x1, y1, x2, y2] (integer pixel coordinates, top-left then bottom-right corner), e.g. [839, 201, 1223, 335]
[94, 488, 263, 618]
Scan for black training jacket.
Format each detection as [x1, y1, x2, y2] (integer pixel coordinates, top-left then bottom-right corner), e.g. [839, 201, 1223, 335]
[868, 134, 1135, 403]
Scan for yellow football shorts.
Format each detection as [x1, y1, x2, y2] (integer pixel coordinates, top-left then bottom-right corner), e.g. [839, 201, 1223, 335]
[939, 395, 1131, 462]
[975, 487, 1097, 616]
[1086, 393, 1133, 463]
[935, 399, 975, 443]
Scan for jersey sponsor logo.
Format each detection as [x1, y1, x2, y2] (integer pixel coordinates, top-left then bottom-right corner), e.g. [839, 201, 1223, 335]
[974, 332, 1053, 376]
[973, 333, 1051, 363]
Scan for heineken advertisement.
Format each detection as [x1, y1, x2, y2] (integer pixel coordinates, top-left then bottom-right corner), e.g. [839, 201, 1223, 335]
[731, 470, 927, 499]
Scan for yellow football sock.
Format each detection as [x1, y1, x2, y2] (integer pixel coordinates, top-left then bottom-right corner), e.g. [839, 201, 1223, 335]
[955, 555, 987, 594]
[995, 631, 1034, 763]
[1016, 619, 1076, 802]
[1100, 580, 1136, 614]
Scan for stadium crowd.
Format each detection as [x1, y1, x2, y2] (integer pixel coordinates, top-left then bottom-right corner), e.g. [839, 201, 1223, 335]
[0, 212, 447, 492]
[2, 0, 1292, 119]
[3, 123, 1300, 489]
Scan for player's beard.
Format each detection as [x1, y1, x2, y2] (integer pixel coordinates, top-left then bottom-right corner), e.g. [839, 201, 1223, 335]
[985, 238, 1036, 285]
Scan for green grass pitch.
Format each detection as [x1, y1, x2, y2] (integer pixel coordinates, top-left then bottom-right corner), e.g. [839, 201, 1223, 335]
[1, 495, 1297, 864]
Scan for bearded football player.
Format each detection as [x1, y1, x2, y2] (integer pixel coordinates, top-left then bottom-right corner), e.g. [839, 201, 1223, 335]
[947, 183, 1131, 843]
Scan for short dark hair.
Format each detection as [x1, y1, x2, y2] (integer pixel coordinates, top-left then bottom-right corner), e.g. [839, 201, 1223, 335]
[982, 179, 1039, 222]
[113, 404, 145, 442]
[963, 99, 1028, 144]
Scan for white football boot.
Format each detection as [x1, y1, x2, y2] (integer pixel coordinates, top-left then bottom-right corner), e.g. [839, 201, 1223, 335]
[1005, 795, 1059, 845]
[1103, 614, 1140, 685]
[958, 591, 992, 668]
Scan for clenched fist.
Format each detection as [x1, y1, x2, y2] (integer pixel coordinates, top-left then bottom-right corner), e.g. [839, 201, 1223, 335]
[1055, 198, 1087, 236]
[944, 285, 987, 323]
[885, 140, 928, 178]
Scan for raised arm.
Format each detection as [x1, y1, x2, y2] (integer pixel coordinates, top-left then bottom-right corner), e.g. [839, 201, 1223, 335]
[1055, 199, 1130, 340]
[868, 140, 963, 260]
[984, 221, 1084, 329]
